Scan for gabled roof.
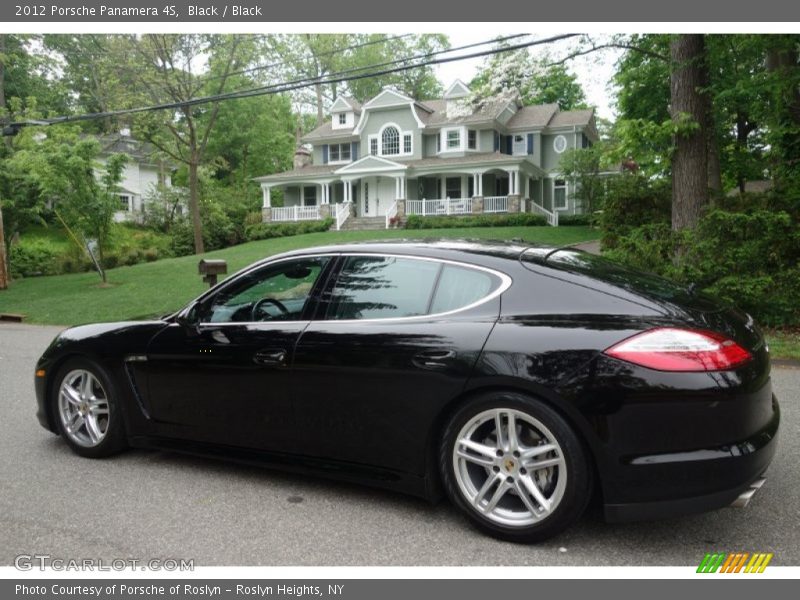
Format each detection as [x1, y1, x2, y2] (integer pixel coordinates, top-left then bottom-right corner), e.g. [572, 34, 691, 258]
[334, 155, 407, 174]
[330, 96, 362, 114]
[94, 133, 161, 163]
[444, 79, 471, 99]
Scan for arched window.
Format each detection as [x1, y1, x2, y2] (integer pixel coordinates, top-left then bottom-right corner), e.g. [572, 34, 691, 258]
[382, 126, 400, 155]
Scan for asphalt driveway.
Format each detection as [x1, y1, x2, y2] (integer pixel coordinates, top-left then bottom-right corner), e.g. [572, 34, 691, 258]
[1, 322, 797, 566]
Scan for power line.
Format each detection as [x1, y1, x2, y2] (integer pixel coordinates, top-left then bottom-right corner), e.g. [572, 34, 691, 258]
[5, 33, 579, 135]
[47, 33, 416, 96]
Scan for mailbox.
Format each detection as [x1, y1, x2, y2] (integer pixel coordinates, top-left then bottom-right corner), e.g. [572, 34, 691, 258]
[198, 259, 228, 287]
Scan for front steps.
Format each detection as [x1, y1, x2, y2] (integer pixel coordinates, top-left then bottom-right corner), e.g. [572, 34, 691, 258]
[335, 216, 387, 231]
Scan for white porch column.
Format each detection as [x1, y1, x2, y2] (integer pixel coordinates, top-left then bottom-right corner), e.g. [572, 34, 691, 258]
[395, 177, 401, 199]
[478, 172, 484, 196]
[261, 184, 272, 208]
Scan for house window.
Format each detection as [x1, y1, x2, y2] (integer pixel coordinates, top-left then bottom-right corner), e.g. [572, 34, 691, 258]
[553, 135, 568, 154]
[338, 113, 347, 125]
[329, 143, 351, 163]
[382, 126, 400, 155]
[303, 186, 317, 206]
[369, 137, 378, 156]
[446, 177, 461, 199]
[119, 194, 131, 211]
[467, 130, 477, 150]
[554, 179, 568, 210]
[403, 133, 412, 154]
[446, 130, 460, 150]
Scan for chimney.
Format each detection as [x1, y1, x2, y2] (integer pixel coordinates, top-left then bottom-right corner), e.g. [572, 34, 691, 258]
[293, 146, 312, 170]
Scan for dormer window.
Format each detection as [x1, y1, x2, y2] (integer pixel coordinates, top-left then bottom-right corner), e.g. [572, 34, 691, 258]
[368, 123, 413, 157]
[382, 126, 400, 155]
[338, 113, 347, 125]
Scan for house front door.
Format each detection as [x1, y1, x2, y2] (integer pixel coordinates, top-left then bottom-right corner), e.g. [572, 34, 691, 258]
[361, 177, 393, 217]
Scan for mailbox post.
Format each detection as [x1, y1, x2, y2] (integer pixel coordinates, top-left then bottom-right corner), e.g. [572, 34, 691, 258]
[198, 259, 227, 288]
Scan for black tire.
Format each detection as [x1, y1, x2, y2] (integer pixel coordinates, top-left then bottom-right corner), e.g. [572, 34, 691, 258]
[439, 391, 592, 543]
[51, 358, 128, 458]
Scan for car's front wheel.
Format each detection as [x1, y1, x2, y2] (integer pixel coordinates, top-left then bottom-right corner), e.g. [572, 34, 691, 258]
[52, 358, 127, 458]
[440, 392, 592, 543]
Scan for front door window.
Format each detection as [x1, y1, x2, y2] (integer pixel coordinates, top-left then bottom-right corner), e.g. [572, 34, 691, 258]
[364, 181, 370, 215]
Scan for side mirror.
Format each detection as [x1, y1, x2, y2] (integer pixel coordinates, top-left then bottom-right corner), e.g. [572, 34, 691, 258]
[175, 302, 202, 334]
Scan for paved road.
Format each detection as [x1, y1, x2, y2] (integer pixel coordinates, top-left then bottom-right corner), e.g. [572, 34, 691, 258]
[1, 323, 797, 566]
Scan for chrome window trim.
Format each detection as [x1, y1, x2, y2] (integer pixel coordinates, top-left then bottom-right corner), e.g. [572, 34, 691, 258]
[320, 253, 512, 324]
[190, 252, 512, 327]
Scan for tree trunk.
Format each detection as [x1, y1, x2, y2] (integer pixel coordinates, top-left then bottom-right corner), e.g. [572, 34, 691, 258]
[670, 34, 709, 231]
[188, 159, 205, 255]
[0, 202, 8, 290]
[0, 34, 8, 289]
[315, 82, 324, 127]
[766, 42, 800, 191]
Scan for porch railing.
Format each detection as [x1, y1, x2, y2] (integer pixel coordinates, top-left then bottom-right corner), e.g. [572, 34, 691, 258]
[484, 196, 509, 213]
[531, 201, 559, 226]
[385, 200, 398, 229]
[272, 205, 321, 222]
[406, 198, 471, 216]
[335, 201, 352, 231]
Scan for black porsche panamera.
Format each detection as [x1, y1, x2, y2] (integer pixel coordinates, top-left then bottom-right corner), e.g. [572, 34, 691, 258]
[34, 240, 779, 542]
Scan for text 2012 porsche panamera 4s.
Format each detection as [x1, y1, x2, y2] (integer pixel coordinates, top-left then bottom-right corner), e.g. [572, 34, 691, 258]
[34, 241, 779, 542]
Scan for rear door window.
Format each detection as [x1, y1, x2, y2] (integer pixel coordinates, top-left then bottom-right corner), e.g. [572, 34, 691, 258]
[325, 256, 504, 320]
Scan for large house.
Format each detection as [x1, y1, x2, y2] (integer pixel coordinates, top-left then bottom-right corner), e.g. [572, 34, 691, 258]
[254, 80, 599, 229]
[94, 130, 174, 223]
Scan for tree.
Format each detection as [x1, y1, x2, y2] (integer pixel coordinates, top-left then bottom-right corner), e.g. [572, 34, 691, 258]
[344, 34, 448, 102]
[560, 142, 612, 215]
[117, 34, 258, 255]
[471, 46, 587, 109]
[9, 127, 126, 283]
[670, 35, 710, 231]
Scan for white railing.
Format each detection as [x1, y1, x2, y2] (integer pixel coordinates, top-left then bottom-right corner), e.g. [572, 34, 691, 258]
[484, 196, 509, 213]
[531, 201, 559, 226]
[272, 205, 321, 222]
[385, 200, 398, 229]
[335, 201, 352, 231]
[406, 198, 471, 216]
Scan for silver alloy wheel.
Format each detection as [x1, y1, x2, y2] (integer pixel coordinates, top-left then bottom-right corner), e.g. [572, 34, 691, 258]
[57, 369, 110, 448]
[452, 408, 567, 527]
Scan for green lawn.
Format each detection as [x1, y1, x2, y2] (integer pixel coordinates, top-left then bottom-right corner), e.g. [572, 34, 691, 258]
[0, 226, 596, 326]
[765, 329, 800, 362]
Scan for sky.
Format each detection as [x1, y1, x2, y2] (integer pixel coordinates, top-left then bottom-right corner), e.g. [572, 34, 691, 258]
[433, 32, 624, 120]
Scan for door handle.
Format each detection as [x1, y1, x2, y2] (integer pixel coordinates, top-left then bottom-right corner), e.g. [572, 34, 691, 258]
[412, 349, 456, 368]
[253, 349, 287, 366]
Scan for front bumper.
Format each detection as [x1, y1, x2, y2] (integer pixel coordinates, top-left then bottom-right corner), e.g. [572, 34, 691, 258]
[604, 395, 779, 522]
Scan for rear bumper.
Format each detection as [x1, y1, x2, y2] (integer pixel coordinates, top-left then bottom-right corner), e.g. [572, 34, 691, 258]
[604, 395, 779, 523]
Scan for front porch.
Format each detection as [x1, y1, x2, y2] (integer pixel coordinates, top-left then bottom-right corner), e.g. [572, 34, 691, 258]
[255, 155, 560, 230]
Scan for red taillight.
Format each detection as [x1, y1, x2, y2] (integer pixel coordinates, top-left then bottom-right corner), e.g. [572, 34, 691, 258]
[604, 327, 752, 372]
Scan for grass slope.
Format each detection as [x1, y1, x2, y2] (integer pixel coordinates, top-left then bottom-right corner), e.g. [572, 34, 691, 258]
[0, 226, 596, 326]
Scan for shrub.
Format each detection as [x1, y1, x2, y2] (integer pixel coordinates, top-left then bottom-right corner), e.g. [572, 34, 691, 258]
[558, 214, 593, 227]
[8, 240, 62, 278]
[404, 213, 547, 229]
[599, 175, 671, 250]
[244, 218, 334, 241]
[604, 202, 800, 327]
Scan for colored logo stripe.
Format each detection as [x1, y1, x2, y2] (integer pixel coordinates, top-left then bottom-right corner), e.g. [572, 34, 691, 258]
[697, 552, 773, 573]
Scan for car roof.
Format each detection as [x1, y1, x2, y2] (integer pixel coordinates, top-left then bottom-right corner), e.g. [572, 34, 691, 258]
[268, 239, 554, 265]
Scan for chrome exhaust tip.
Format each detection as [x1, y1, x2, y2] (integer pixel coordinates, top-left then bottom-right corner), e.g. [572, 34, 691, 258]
[731, 477, 767, 508]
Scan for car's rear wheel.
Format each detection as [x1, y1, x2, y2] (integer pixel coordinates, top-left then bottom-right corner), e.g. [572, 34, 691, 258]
[440, 392, 592, 543]
[53, 359, 127, 458]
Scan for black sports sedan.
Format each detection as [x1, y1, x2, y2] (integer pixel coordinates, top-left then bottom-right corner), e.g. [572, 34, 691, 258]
[34, 241, 779, 542]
